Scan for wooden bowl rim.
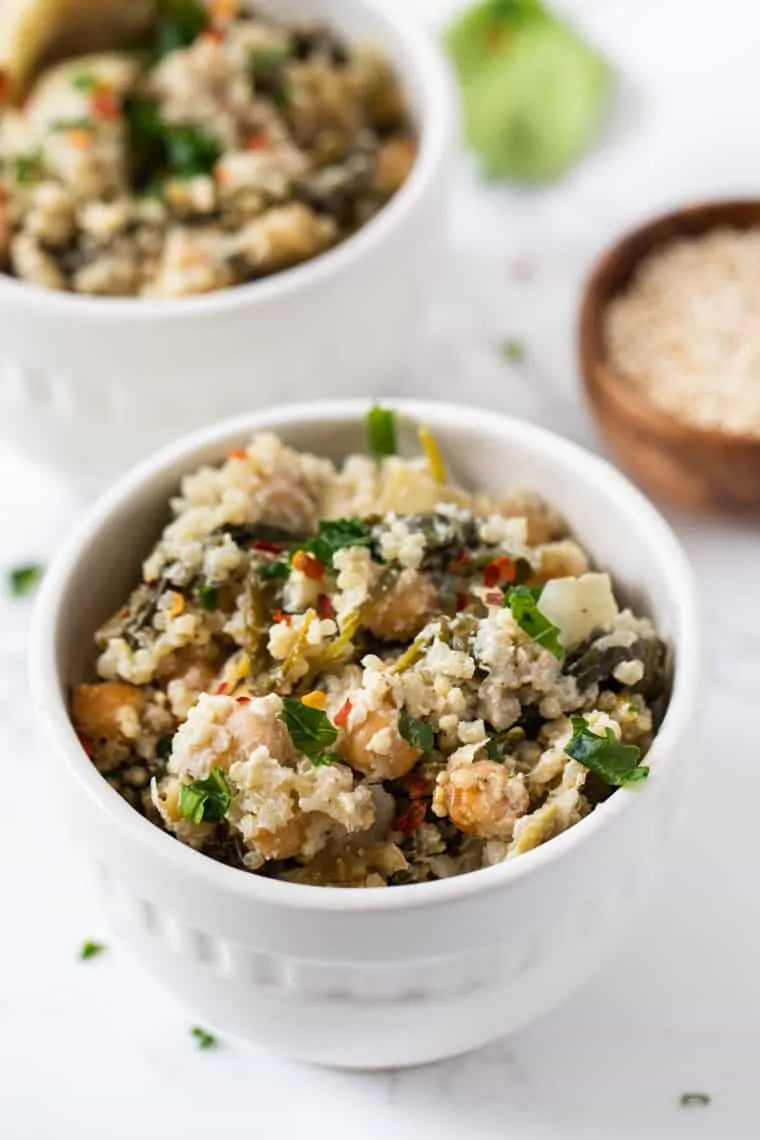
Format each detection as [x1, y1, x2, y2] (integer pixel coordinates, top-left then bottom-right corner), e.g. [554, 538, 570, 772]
[579, 197, 760, 452]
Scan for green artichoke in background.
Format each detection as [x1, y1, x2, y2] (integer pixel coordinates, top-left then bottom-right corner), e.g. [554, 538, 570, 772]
[447, 0, 613, 182]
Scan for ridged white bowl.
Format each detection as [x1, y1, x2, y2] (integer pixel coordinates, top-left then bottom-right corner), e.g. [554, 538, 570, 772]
[30, 400, 700, 1068]
[0, 0, 457, 487]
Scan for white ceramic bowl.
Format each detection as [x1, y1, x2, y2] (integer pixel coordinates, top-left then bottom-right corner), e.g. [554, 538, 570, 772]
[30, 399, 699, 1069]
[0, 2, 457, 486]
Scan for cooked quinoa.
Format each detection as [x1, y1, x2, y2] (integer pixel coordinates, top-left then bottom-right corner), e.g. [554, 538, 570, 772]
[605, 227, 760, 437]
[71, 410, 669, 887]
[0, 2, 415, 297]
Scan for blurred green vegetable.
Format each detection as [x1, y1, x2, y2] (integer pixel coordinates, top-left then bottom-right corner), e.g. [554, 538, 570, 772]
[447, 0, 612, 182]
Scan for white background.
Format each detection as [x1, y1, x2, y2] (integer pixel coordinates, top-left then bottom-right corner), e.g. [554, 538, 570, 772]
[3, 2, 760, 1137]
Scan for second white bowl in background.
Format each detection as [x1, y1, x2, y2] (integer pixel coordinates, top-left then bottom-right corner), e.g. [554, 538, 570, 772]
[0, 0, 457, 486]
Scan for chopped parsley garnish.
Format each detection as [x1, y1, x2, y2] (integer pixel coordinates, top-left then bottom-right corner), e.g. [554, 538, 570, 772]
[259, 558, 291, 580]
[125, 96, 163, 141]
[9, 147, 44, 185]
[301, 518, 373, 569]
[680, 1092, 710, 1108]
[125, 97, 221, 179]
[50, 117, 94, 133]
[154, 0, 208, 59]
[280, 697, 338, 765]
[255, 518, 373, 581]
[310, 752, 337, 767]
[155, 736, 173, 761]
[565, 716, 648, 787]
[197, 583, 218, 610]
[191, 1026, 218, 1050]
[79, 940, 106, 960]
[164, 123, 222, 178]
[177, 766, 232, 824]
[500, 337, 525, 362]
[72, 73, 97, 92]
[504, 585, 564, 659]
[366, 405, 398, 460]
[398, 709, 435, 752]
[8, 563, 43, 597]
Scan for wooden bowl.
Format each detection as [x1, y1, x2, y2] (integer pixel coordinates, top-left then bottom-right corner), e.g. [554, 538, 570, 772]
[579, 199, 760, 515]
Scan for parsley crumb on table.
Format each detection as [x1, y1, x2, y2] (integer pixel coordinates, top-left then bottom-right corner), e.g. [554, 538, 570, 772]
[79, 941, 106, 961]
[191, 1027, 218, 1050]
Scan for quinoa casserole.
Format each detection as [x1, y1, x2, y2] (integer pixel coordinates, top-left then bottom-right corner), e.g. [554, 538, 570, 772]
[0, 1, 416, 297]
[70, 409, 669, 888]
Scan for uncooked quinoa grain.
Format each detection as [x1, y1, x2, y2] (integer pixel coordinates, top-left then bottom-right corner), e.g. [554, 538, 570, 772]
[605, 227, 760, 437]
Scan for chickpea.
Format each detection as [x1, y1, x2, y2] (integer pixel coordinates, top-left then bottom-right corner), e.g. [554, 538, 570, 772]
[71, 682, 145, 743]
[373, 136, 417, 198]
[437, 761, 529, 840]
[257, 472, 317, 535]
[158, 647, 219, 688]
[364, 573, 437, 642]
[499, 491, 566, 546]
[255, 819, 305, 863]
[340, 705, 420, 781]
[538, 540, 589, 581]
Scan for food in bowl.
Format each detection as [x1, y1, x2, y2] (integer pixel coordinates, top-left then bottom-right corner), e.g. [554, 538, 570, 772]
[0, 2, 415, 297]
[71, 408, 667, 887]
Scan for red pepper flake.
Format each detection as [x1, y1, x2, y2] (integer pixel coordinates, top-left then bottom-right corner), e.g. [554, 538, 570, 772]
[334, 698, 352, 728]
[483, 555, 516, 588]
[316, 593, 334, 620]
[393, 801, 426, 834]
[455, 591, 469, 612]
[119, 607, 129, 618]
[215, 681, 229, 695]
[272, 609, 291, 624]
[245, 131, 270, 151]
[236, 695, 251, 704]
[485, 590, 504, 607]
[76, 731, 94, 756]
[251, 538, 282, 555]
[292, 550, 324, 581]
[405, 775, 428, 799]
[226, 448, 247, 460]
[203, 26, 224, 42]
[91, 85, 121, 120]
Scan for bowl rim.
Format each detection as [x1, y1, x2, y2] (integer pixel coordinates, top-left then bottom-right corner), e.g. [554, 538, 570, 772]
[30, 398, 700, 913]
[0, 0, 456, 322]
[579, 197, 760, 451]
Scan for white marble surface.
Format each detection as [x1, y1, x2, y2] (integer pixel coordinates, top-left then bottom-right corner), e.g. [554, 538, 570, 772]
[3, 1, 760, 1136]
